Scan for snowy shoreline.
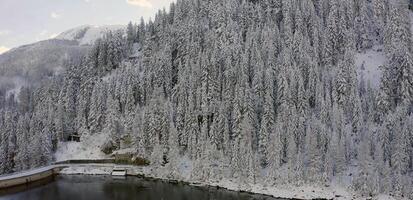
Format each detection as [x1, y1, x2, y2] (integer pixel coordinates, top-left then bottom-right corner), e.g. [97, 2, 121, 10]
[54, 139, 402, 200]
[60, 165, 400, 200]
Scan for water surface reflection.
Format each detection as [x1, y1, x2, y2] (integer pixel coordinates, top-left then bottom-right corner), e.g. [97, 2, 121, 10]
[0, 175, 284, 200]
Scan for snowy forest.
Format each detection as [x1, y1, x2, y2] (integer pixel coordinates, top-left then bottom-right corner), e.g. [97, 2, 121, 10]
[1, 0, 412, 198]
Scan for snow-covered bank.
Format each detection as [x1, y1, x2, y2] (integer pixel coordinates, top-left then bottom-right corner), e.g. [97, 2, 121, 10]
[60, 164, 347, 200]
[57, 163, 403, 200]
[126, 168, 402, 200]
[54, 138, 407, 200]
[119, 161, 405, 200]
[207, 180, 350, 200]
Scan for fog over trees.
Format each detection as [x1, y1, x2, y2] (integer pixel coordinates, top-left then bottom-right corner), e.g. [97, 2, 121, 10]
[0, 0, 412, 198]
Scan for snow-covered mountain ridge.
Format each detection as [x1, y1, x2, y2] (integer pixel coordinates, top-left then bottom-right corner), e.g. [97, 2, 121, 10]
[56, 25, 125, 45]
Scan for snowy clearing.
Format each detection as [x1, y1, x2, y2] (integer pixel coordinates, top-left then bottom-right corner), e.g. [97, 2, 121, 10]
[54, 132, 110, 161]
[355, 46, 387, 88]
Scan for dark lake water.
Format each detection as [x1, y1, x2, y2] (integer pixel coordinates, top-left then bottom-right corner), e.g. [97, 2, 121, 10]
[0, 175, 282, 200]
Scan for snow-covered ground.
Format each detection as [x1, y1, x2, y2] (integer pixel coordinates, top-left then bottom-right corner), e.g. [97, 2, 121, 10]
[54, 132, 110, 161]
[59, 166, 112, 175]
[111, 148, 136, 155]
[209, 180, 350, 200]
[355, 45, 387, 88]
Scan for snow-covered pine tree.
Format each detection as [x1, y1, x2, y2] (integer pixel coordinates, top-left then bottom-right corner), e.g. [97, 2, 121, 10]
[14, 114, 30, 171]
[258, 69, 275, 167]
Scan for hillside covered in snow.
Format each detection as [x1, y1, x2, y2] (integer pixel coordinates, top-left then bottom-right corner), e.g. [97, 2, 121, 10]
[0, 0, 412, 199]
[0, 25, 125, 100]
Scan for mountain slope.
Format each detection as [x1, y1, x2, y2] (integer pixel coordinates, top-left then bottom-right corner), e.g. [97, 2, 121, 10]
[0, 39, 89, 93]
[0, 25, 124, 95]
[0, 1, 412, 200]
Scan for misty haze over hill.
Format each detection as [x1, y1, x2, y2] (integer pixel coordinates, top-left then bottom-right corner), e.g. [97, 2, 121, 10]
[0, 25, 125, 99]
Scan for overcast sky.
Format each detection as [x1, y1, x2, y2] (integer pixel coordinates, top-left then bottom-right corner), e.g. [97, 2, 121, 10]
[0, 0, 174, 54]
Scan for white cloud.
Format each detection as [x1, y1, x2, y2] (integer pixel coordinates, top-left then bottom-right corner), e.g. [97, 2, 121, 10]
[39, 30, 58, 39]
[51, 12, 61, 19]
[49, 33, 59, 39]
[0, 46, 10, 55]
[126, 0, 153, 8]
[0, 30, 11, 36]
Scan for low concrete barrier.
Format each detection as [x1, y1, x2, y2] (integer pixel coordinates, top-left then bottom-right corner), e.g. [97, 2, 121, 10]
[54, 159, 115, 165]
[0, 167, 63, 189]
[0, 158, 147, 190]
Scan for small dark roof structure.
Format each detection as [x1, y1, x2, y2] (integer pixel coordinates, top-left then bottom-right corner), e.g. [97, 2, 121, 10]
[68, 133, 80, 142]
